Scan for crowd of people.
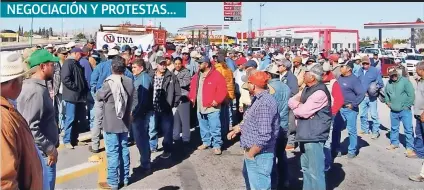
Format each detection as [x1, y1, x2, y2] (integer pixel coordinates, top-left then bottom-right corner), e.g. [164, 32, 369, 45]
[2, 40, 424, 190]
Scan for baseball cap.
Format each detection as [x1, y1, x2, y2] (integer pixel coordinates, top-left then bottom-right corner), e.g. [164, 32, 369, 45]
[182, 47, 189, 54]
[243, 60, 258, 69]
[342, 61, 355, 69]
[322, 61, 332, 72]
[354, 55, 361, 60]
[329, 54, 339, 62]
[243, 71, 270, 89]
[56, 47, 69, 54]
[195, 56, 210, 64]
[361, 56, 370, 64]
[156, 56, 167, 65]
[102, 44, 109, 50]
[135, 49, 143, 56]
[266, 64, 279, 75]
[301, 50, 308, 55]
[276, 59, 292, 69]
[28, 49, 60, 68]
[108, 49, 120, 56]
[387, 66, 398, 76]
[70, 47, 83, 53]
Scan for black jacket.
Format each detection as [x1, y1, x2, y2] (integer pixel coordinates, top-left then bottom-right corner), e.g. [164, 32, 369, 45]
[150, 70, 182, 113]
[60, 58, 89, 103]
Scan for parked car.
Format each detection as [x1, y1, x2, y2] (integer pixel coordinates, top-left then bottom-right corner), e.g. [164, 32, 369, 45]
[404, 54, 424, 74]
[359, 48, 388, 58]
[398, 48, 420, 57]
[379, 57, 408, 77]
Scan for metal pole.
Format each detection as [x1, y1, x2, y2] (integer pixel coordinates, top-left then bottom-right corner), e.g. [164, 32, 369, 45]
[259, 5, 262, 47]
[30, 17, 34, 47]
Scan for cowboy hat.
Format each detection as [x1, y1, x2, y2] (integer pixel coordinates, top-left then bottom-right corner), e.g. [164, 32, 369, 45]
[1, 52, 36, 83]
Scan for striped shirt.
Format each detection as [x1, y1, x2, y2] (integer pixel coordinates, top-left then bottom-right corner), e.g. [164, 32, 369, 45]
[240, 90, 280, 153]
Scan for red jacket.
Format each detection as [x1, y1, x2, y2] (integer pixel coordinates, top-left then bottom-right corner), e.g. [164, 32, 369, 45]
[323, 72, 344, 116]
[188, 67, 228, 107]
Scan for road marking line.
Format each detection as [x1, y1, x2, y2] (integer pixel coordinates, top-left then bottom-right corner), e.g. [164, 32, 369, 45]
[56, 162, 100, 184]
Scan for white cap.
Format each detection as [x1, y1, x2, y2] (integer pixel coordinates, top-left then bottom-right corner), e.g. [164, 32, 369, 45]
[338, 58, 344, 63]
[274, 53, 285, 60]
[182, 47, 189, 54]
[156, 51, 164, 57]
[187, 44, 193, 49]
[322, 61, 332, 72]
[301, 51, 308, 55]
[107, 49, 119, 56]
[45, 44, 53, 48]
[354, 55, 361, 60]
[65, 41, 76, 48]
[395, 59, 401, 63]
[190, 50, 202, 58]
[135, 49, 142, 56]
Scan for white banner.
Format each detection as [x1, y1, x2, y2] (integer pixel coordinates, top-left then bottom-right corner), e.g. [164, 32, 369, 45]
[96, 32, 155, 52]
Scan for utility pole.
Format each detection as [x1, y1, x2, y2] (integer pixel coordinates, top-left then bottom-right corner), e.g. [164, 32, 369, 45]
[248, 18, 253, 47]
[30, 17, 34, 47]
[259, 3, 266, 47]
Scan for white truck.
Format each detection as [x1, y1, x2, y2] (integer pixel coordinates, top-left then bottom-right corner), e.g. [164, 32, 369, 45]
[359, 48, 389, 58]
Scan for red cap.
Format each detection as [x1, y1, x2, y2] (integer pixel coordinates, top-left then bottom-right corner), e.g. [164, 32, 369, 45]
[329, 54, 339, 62]
[236, 57, 247, 66]
[248, 71, 270, 88]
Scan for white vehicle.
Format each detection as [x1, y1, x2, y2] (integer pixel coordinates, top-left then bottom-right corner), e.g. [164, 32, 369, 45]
[405, 54, 424, 74]
[399, 48, 420, 57]
[359, 48, 388, 58]
[385, 50, 399, 57]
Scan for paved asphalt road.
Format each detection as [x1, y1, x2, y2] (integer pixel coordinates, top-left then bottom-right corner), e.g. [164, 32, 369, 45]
[56, 77, 424, 190]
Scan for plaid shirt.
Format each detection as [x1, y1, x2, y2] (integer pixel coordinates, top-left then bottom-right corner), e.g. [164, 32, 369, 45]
[240, 90, 280, 153]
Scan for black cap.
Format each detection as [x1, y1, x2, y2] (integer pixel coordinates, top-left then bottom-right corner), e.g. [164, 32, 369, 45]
[373, 52, 378, 56]
[343, 61, 355, 69]
[243, 60, 258, 69]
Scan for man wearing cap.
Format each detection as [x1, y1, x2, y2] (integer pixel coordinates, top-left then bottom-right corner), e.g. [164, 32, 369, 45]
[1, 52, 44, 190]
[329, 54, 342, 79]
[384, 66, 415, 153]
[89, 51, 133, 154]
[301, 51, 310, 65]
[321, 61, 344, 169]
[53, 47, 69, 131]
[17, 49, 60, 189]
[151, 56, 182, 159]
[292, 56, 306, 91]
[357, 56, 384, 139]
[45, 44, 54, 54]
[227, 71, 280, 190]
[258, 50, 271, 71]
[224, 50, 237, 72]
[265, 64, 291, 188]
[394, 58, 409, 77]
[352, 55, 362, 77]
[61, 47, 89, 149]
[337, 61, 366, 159]
[188, 56, 227, 155]
[238, 60, 258, 113]
[215, 54, 236, 132]
[172, 46, 182, 59]
[288, 64, 331, 190]
[370, 52, 381, 71]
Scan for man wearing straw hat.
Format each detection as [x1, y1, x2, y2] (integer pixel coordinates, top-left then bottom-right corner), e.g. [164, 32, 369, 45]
[0, 52, 44, 190]
[17, 49, 60, 190]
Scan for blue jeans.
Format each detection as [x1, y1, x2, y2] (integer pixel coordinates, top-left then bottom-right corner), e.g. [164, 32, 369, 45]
[340, 107, 359, 155]
[414, 118, 424, 158]
[43, 157, 56, 190]
[197, 111, 222, 148]
[220, 99, 233, 132]
[103, 132, 130, 188]
[243, 152, 274, 190]
[390, 109, 414, 150]
[360, 96, 380, 135]
[300, 142, 326, 190]
[145, 111, 157, 151]
[63, 102, 86, 145]
[324, 116, 335, 169]
[132, 117, 151, 168]
[272, 128, 289, 189]
[155, 112, 174, 153]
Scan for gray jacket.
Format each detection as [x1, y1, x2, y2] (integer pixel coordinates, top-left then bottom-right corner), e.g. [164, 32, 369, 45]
[16, 78, 59, 156]
[174, 68, 191, 97]
[96, 75, 134, 133]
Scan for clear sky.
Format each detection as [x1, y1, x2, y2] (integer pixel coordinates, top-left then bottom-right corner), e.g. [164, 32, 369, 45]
[1, 2, 424, 39]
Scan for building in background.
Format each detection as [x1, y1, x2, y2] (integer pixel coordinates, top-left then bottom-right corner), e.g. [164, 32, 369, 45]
[1, 30, 19, 42]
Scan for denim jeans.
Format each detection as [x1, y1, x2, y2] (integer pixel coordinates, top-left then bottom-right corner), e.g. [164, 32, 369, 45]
[197, 110, 222, 148]
[272, 128, 289, 189]
[63, 102, 86, 145]
[360, 96, 380, 135]
[390, 109, 414, 150]
[155, 112, 174, 153]
[243, 152, 274, 190]
[132, 117, 151, 168]
[287, 110, 296, 146]
[43, 157, 56, 190]
[300, 142, 326, 190]
[220, 98, 233, 133]
[340, 107, 359, 155]
[324, 116, 335, 169]
[103, 132, 130, 188]
[414, 118, 424, 158]
[91, 100, 103, 151]
[145, 111, 157, 151]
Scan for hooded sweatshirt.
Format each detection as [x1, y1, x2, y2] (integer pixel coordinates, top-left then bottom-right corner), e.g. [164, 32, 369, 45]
[384, 76, 415, 112]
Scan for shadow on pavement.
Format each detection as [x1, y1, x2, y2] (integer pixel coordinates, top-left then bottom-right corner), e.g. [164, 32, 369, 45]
[158, 186, 180, 190]
[339, 135, 370, 156]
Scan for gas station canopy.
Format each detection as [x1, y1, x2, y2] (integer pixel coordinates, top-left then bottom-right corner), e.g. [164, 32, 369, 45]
[364, 21, 424, 29]
[178, 25, 230, 32]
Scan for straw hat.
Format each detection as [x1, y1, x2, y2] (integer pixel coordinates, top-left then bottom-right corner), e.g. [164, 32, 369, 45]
[1, 52, 36, 83]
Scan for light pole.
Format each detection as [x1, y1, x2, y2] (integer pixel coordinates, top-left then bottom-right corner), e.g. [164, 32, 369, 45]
[30, 17, 34, 47]
[259, 3, 266, 46]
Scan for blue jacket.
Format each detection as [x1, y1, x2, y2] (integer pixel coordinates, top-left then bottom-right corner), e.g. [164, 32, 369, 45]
[258, 55, 271, 71]
[353, 63, 361, 77]
[281, 71, 299, 97]
[225, 57, 237, 72]
[268, 78, 291, 129]
[338, 74, 365, 107]
[187, 58, 198, 76]
[90, 60, 134, 94]
[132, 71, 153, 117]
[357, 66, 384, 96]
[79, 57, 92, 87]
